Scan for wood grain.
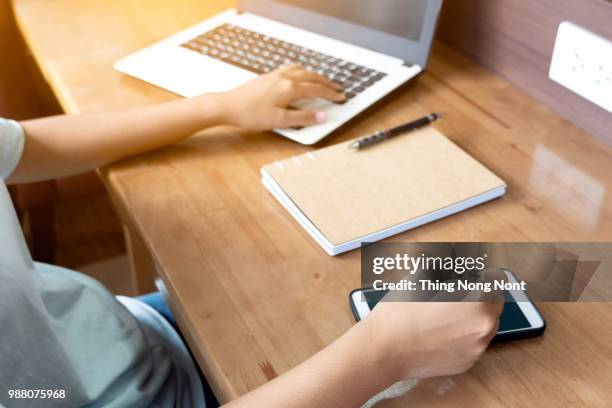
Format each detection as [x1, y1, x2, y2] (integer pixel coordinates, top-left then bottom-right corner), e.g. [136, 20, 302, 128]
[0, 0, 44, 118]
[12, 0, 612, 406]
[438, 0, 612, 146]
[122, 224, 157, 295]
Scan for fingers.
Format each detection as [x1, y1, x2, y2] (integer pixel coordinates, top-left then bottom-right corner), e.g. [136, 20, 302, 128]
[478, 268, 507, 302]
[276, 64, 301, 74]
[284, 68, 343, 91]
[275, 65, 345, 102]
[481, 312, 501, 346]
[292, 82, 346, 102]
[479, 287, 504, 346]
[266, 65, 345, 128]
[279, 109, 327, 128]
[488, 292, 505, 317]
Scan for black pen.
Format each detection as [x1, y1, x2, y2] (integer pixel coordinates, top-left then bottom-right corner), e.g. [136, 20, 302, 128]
[348, 112, 445, 149]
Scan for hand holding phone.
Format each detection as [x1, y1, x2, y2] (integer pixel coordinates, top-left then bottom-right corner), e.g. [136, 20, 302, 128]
[356, 298, 504, 380]
[350, 269, 546, 343]
[348, 270, 546, 381]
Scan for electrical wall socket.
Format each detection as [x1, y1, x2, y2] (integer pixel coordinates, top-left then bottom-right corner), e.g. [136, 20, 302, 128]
[549, 21, 612, 113]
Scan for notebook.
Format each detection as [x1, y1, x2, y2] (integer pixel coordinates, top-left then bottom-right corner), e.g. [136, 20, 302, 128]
[261, 127, 506, 255]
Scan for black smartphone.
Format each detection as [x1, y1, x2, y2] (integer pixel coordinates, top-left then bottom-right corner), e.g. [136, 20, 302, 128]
[349, 270, 546, 342]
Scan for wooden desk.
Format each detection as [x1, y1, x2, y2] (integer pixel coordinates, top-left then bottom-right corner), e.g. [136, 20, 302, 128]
[13, 0, 612, 405]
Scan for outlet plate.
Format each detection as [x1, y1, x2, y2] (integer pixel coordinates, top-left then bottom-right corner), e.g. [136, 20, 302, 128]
[549, 21, 612, 113]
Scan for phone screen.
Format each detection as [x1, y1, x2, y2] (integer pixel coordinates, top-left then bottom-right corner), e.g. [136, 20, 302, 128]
[498, 291, 531, 332]
[362, 289, 533, 332]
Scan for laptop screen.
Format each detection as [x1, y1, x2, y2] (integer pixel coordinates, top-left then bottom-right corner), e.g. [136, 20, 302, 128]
[278, 0, 429, 41]
[240, 0, 443, 68]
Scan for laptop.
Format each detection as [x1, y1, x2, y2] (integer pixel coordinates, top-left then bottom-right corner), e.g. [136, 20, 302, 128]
[114, 0, 443, 145]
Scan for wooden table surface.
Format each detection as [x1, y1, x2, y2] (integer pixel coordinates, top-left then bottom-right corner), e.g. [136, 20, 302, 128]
[13, 0, 612, 406]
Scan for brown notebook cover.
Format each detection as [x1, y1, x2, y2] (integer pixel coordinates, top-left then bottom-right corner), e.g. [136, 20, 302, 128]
[261, 127, 506, 255]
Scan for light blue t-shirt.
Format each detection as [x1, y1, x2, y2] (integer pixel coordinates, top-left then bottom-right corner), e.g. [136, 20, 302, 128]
[0, 119, 205, 407]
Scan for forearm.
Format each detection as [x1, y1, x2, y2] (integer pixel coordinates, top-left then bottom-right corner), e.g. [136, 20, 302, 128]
[7, 65, 344, 184]
[8, 93, 227, 184]
[225, 321, 395, 408]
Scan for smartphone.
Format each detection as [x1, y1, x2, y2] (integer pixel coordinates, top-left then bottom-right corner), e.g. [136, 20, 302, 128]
[349, 270, 546, 342]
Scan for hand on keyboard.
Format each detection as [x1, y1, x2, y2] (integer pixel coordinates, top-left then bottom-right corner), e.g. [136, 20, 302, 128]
[182, 23, 387, 104]
[216, 64, 345, 131]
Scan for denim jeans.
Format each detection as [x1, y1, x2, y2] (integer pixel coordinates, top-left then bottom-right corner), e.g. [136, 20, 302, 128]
[137, 292, 219, 407]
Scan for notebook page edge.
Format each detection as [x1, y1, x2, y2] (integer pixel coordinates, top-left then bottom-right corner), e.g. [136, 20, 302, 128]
[261, 169, 337, 255]
[333, 184, 507, 254]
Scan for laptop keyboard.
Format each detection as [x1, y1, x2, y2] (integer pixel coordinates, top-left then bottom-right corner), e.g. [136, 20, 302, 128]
[180, 23, 387, 102]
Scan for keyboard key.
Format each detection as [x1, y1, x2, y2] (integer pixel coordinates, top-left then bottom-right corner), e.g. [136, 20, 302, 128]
[181, 24, 386, 85]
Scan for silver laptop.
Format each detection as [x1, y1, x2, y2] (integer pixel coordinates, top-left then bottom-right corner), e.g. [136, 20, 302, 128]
[114, 0, 443, 145]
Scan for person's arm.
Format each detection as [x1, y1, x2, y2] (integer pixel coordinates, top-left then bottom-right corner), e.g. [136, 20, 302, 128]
[225, 299, 503, 408]
[226, 319, 392, 408]
[7, 65, 344, 184]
